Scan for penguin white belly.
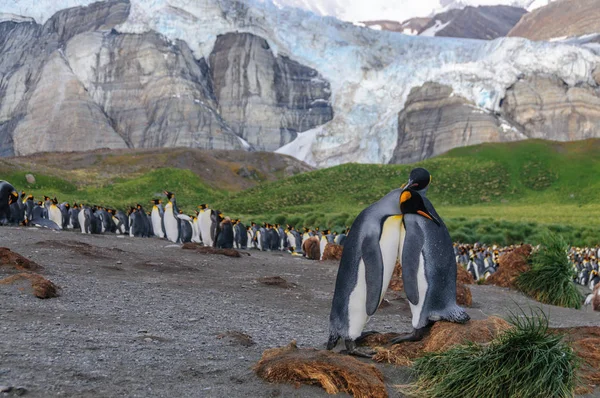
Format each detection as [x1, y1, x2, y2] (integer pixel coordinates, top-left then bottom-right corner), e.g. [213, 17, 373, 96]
[129, 215, 135, 237]
[347, 259, 368, 340]
[287, 232, 296, 250]
[151, 208, 164, 238]
[194, 217, 203, 244]
[163, 203, 179, 243]
[248, 231, 254, 248]
[319, 237, 327, 260]
[78, 211, 87, 234]
[49, 206, 62, 229]
[408, 253, 429, 328]
[379, 215, 403, 303]
[199, 211, 212, 246]
[191, 219, 201, 243]
[256, 231, 263, 251]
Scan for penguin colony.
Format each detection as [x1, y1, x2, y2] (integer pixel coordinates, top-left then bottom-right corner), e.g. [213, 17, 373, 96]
[0, 181, 346, 256]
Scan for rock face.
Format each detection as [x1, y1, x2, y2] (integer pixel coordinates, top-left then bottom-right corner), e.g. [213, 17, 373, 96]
[421, 6, 527, 39]
[0, 1, 333, 156]
[390, 83, 527, 164]
[209, 32, 333, 151]
[508, 0, 600, 41]
[501, 75, 600, 141]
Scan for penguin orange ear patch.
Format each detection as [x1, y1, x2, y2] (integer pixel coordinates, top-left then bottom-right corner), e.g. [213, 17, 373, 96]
[400, 191, 412, 203]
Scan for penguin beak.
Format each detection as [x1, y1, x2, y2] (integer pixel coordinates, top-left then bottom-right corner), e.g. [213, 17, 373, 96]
[418, 209, 441, 226]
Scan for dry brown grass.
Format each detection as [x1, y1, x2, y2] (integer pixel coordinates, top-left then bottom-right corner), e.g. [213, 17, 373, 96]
[321, 243, 343, 261]
[456, 263, 474, 285]
[257, 276, 297, 289]
[456, 283, 472, 307]
[0, 247, 42, 272]
[181, 243, 242, 257]
[388, 261, 403, 292]
[485, 245, 532, 288]
[302, 237, 320, 260]
[0, 272, 59, 299]
[254, 341, 388, 398]
[372, 317, 511, 364]
[554, 326, 600, 394]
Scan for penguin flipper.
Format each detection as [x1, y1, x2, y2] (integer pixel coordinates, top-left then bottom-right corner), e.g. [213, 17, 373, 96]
[361, 236, 385, 316]
[401, 224, 425, 306]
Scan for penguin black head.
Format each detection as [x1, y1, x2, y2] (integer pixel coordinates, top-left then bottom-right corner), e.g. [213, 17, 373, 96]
[164, 191, 174, 199]
[151, 199, 160, 205]
[198, 204, 207, 210]
[406, 167, 432, 192]
[400, 188, 440, 226]
[8, 191, 18, 205]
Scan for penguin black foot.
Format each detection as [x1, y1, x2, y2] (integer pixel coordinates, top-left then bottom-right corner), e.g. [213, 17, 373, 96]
[390, 325, 431, 345]
[342, 339, 375, 358]
[355, 330, 380, 344]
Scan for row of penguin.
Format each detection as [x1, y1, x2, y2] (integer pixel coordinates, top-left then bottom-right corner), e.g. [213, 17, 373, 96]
[0, 179, 598, 293]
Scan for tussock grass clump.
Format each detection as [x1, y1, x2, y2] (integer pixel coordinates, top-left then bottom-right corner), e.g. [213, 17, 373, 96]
[517, 233, 583, 309]
[406, 312, 578, 398]
[0, 272, 59, 299]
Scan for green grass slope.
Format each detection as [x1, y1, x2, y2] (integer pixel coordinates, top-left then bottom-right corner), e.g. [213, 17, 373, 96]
[215, 139, 600, 246]
[2, 140, 600, 245]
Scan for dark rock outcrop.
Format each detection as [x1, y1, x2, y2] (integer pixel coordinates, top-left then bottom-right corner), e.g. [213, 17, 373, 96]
[209, 32, 333, 151]
[390, 82, 526, 164]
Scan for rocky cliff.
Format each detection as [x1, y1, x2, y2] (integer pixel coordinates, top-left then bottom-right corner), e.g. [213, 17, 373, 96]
[390, 76, 600, 164]
[508, 0, 600, 41]
[209, 32, 332, 151]
[0, 0, 333, 156]
[390, 83, 526, 164]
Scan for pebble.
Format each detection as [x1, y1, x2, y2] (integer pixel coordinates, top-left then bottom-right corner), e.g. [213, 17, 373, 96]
[0, 386, 12, 393]
[144, 338, 153, 342]
[14, 387, 27, 396]
[116, 261, 122, 264]
[137, 330, 148, 334]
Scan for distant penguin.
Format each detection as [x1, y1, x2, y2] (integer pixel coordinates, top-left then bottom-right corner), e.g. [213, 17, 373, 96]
[79, 205, 91, 234]
[8, 191, 22, 225]
[319, 230, 329, 260]
[233, 220, 247, 249]
[392, 184, 469, 343]
[163, 191, 181, 243]
[113, 209, 129, 234]
[197, 204, 212, 246]
[46, 197, 63, 230]
[191, 212, 201, 243]
[0, 181, 18, 225]
[247, 226, 255, 249]
[177, 211, 194, 243]
[129, 207, 147, 238]
[210, 210, 222, 247]
[267, 224, 279, 251]
[217, 216, 234, 249]
[59, 202, 70, 229]
[150, 199, 165, 239]
[24, 195, 35, 225]
[327, 187, 404, 357]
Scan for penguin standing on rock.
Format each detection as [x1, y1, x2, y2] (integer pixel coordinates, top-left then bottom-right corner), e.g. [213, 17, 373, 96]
[392, 170, 470, 344]
[327, 187, 404, 357]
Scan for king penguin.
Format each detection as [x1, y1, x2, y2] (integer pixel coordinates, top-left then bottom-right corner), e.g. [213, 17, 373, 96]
[197, 204, 213, 247]
[163, 191, 181, 243]
[327, 187, 404, 357]
[392, 181, 470, 344]
[46, 197, 63, 230]
[150, 199, 165, 238]
[0, 181, 18, 225]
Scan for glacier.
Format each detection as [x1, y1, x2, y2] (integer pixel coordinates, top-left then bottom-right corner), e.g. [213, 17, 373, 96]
[2, 0, 599, 167]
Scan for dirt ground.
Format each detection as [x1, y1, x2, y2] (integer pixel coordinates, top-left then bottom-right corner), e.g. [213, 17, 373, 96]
[1, 226, 599, 398]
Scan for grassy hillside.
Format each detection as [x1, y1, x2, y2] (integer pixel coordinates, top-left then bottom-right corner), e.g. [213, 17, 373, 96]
[2, 140, 600, 245]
